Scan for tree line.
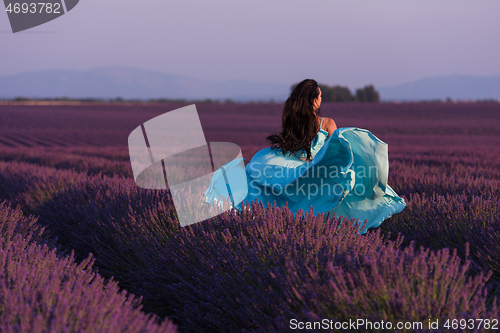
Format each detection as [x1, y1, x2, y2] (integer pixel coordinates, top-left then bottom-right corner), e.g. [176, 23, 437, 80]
[291, 83, 380, 102]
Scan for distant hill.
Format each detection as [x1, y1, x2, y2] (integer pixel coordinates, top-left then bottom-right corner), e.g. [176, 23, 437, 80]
[2, 68, 499, 102]
[379, 75, 500, 101]
[0, 66, 290, 102]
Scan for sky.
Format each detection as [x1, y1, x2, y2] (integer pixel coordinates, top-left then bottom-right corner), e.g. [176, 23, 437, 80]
[1, 0, 500, 89]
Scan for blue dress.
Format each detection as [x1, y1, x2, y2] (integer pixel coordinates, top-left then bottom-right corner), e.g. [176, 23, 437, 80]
[204, 117, 406, 234]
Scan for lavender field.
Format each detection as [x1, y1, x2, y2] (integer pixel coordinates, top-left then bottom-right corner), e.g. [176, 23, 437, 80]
[0, 101, 499, 332]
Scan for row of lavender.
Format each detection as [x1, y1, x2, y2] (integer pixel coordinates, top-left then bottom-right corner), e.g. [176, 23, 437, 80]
[1, 102, 500, 148]
[0, 146, 498, 332]
[383, 146, 500, 281]
[0, 200, 177, 332]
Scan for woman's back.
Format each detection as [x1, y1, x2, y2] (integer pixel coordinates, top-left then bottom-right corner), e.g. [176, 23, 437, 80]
[296, 116, 337, 161]
[297, 116, 329, 161]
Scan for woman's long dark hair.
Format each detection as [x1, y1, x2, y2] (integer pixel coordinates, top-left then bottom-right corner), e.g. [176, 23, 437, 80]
[266, 79, 321, 160]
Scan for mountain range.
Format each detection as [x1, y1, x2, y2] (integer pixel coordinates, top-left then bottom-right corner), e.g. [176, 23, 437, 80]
[0, 66, 290, 102]
[0, 67, 498, 101]
[378, 74, 500, 101]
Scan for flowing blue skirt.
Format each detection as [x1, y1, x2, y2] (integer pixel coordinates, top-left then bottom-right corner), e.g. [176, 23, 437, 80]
[205, 127, 406, 234]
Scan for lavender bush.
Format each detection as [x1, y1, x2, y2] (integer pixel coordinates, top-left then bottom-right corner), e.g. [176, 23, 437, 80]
[0, 200, 45, 244]
[0, 161, 88, 213]
[122, 202, 499, 332]
[389, 147, 500, 199]
[0, 236, 177, 332]
[381, 147, 500, 304]
[0, 202, 177, 333]
[32, 174, 180, 291]
[379, 192, 500, 276]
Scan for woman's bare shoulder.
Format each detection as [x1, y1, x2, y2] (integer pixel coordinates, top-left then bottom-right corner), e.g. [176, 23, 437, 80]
[321, 117, 337, 129]
[321, 117, 338, 135]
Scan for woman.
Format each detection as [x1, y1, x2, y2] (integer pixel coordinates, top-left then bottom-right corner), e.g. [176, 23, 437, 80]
[266, 79, 337, 161]
[205, 79, 406, 234]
